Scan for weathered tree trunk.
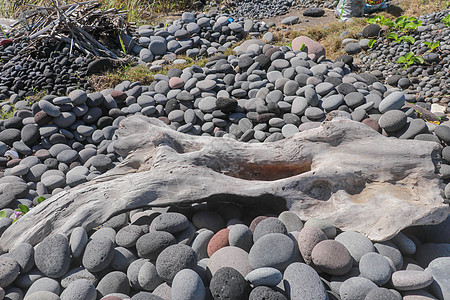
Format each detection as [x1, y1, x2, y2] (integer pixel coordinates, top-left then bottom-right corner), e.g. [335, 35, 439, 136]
[0, 115, 448, 252]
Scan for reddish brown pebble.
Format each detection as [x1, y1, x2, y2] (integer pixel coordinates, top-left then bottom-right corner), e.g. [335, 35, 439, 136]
[207, 228, 230, 257]
[110, 90, 127, 102]
[297, 226, 327, 265]
[169, 77, 185, 89]
[6, 159, 21, 168]
[362, 118, 380, 132]
[311, 240, 353, 275]
[34, 111, 52, 126]
[158, 116, 170, 125]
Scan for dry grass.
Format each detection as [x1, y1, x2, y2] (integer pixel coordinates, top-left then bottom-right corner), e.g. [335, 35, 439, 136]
[384, 0, 450, 18]
[90, 55, 210, 90]
[272, 18, 367, 59]
[0, 0, 198, 22]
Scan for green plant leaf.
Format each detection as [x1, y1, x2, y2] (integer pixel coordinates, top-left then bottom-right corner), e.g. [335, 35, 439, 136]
[368, 39, 376, 48]
[387, 32, 398, 40]
[36, 196, 46, 204]
[0, 211, 6, 218]
[18, 204, 29, 214]
[405, 52, 414, 60]
[432, 41, 440, 48]
[118, 34, 127, 55]
[414, 56, 424, 64]
[300, 43, 306, 51]
[408, 17, 418, 22]
[395, 16, 407, 24]
[424, 41, 431, 46]
[401, 36, 415, 44]
[404, 23, 419, 30]
[384, 20, 395, 27]
[397, 57, 406, 63]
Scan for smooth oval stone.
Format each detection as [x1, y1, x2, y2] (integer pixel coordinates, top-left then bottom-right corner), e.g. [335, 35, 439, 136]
[391, 232, 416, 255]
[151, 212, 189, 234]
[0, 256, 20, 287]
[82, 237, 115, 273]
[136, 231, 176, 259]
[339, 276, 378, 300]
[391, 270, 433, 291]
[426, 257, 450, 300]
[378, 92, 405, 114]
[115, 225, 144, 248]
[335, 231, 375, 264]
[245, 267, 282, 287]
[249, 233, 295, 271]
[297, 226, 328, 265]
[171, 268, 205, 300]
[24, 291, 60, 300]
[253, 218, 287, 242]
[60, 267, 98, 289]
[364, 287, 401, 300]
[155, 244, 197, 283]
[207, 228, 230, 257]
[34, 234, 70, 278]
[207, 246, 252, 278]
[374, 242, 403, 271]
[191, 229, 214, 260]
[60, 279, 96, 300]
[25, 277, 60, 297]
[137, 261, 163, 291]
[378, 110, 407, 132]
[228, 224, 253, 252]
[278, 211, 303, 233]
[192, 210, 225, 233]
[304, 218, 336, 238]
[359, 252, 392, 285]
[7, 242, 35, 273]
[283, 262, 328, 299]
[311, 240, 353, 275]
[96, 271, 130, 298]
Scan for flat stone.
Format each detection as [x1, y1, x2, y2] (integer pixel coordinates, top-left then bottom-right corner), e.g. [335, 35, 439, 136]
[249, 233, 295, 271]
[207, 246, 252, 277]
[245, 267, 282, 287]
[339, 276, 378, 300]
[281, 16, 300, 25]
[303, 7, 325, 17]
[150, 212, 189, 234]
[60, 279, 96, 300]
[391, 270, 433, 291]
[379, 92, 405, 114]
[136, 231, 176, 259]
[335, 231, 375, 264]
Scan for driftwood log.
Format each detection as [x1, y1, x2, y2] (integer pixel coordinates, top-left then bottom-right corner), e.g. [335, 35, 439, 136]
[0, 115, 448, 252]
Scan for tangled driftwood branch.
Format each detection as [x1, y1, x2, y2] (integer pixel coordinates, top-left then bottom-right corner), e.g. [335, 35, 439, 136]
[10, 0, 133, 59]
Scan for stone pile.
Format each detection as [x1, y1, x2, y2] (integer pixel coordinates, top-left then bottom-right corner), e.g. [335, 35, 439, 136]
[0, 204, 448, 299]
[346, 10, 450, 104]
[0, 39, 94, 101]
[226, 0, 296, 19]
[0, 12, 267, 102]
[131, 12, 268, 69]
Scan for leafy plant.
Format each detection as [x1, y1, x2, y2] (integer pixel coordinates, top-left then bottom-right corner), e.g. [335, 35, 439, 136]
[424, 40, 440, 52]
[36, 196, 46, 204]
[0, 210, 6, 218]
[299, 43, 306, 51]
[397, 52, 424, 69]
[11, 204, 30, 223]
[366, 15, 394, 27]
[368, 38, 377, 48]
[394, 16, 422, 31]
[442, 14, 450, 26]
[386, 32, 415, 44]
